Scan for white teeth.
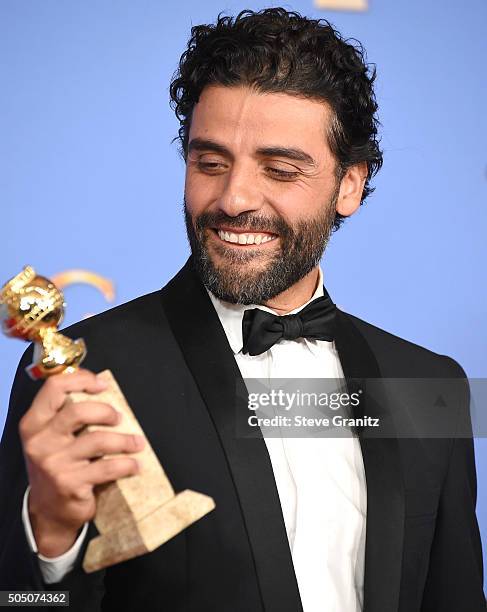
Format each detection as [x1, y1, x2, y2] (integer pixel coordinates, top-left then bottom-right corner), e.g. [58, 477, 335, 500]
[217, 230, 276, 245]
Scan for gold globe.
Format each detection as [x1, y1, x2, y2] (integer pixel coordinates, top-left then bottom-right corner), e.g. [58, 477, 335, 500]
[0, 266, 86, 379]
[0, 266, 65, 342]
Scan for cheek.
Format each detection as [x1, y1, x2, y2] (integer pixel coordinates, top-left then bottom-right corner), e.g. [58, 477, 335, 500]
[270, 181, 327, 221]
[184, 168, 222, 214]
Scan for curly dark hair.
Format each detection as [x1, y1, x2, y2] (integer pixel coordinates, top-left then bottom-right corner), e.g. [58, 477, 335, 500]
[170, 7, 383, 230]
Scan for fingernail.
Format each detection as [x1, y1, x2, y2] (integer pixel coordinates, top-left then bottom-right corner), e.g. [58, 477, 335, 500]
[115, 410, 123, 424]
[134, 434, 145, 449]
[96, 375, 108, 389]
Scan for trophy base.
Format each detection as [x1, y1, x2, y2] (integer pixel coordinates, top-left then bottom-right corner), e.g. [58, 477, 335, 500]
[83, 489, 215, 573]
[66, 369, 215, 574]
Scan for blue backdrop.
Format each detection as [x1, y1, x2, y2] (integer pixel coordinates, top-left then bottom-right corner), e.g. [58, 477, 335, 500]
[2, 0, 486, 582]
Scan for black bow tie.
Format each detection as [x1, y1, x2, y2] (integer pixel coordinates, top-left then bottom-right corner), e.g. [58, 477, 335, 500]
[241, 293, 337, 356]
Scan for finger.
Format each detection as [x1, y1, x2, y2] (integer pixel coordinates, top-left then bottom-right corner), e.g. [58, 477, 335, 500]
[50, 401, 121, 436]
[69, 430, 145, 461]
[20, 369, 108, 438]
[79, 456, 140, 486]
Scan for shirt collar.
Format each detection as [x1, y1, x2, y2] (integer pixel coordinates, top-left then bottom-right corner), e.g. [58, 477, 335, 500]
[207, 267, 325, 355]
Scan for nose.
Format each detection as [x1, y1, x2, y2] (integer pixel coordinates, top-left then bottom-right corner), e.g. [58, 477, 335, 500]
[216, 162, 263, 217]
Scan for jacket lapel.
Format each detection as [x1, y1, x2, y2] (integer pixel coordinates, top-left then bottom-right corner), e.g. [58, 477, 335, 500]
[160, 258, 303, 612]
[334, 309, 405, 612]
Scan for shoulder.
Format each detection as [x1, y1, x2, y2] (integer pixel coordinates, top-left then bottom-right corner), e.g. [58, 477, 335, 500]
[60, 290, 167, 344]
[338, 309, 466, 379]
[12, 290, 168, 384]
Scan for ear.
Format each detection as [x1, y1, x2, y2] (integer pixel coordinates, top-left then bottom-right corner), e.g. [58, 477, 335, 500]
[335, 161, 368, 217]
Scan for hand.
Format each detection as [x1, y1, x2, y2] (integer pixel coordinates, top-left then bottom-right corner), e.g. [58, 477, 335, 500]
[19, 368, 145, 557]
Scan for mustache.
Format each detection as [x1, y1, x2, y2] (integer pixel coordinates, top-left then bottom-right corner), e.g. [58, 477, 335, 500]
[193, 211, 293, 237]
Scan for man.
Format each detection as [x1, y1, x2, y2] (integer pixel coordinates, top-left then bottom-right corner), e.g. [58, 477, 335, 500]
[0, 8, 484, 612]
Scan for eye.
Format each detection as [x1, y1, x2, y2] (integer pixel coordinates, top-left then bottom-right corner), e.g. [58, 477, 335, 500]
[266, 167, 300, 181]
[197, 161, 227, 174]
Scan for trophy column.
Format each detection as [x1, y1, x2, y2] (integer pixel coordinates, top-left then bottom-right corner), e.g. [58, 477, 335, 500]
[73, 370, 215, 573]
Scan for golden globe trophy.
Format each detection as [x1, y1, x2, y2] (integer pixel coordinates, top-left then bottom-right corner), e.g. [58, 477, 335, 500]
[0, 266, 215, 573]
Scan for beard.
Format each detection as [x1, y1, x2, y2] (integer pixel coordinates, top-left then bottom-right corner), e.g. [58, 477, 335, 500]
[184, 187, 339, 305]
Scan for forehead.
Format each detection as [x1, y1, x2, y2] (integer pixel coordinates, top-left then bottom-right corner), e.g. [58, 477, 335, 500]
[189, 84, 332, 154]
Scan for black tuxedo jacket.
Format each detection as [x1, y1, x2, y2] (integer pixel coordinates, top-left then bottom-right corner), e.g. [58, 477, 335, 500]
[0, 258, 485, 611]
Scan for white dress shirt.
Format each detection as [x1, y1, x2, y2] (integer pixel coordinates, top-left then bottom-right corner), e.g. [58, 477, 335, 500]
[208, 268, 367, 612]
[23, 267, 367, 611]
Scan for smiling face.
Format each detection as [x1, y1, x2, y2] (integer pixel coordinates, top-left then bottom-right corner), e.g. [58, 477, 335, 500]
[184, 84, 366, 305]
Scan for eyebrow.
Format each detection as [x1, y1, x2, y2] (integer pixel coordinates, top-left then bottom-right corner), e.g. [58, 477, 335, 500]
[187, 137, 316, 167]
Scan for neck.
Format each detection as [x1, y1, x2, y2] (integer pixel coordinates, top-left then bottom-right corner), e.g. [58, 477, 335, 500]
[263, 267, 320, 315]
